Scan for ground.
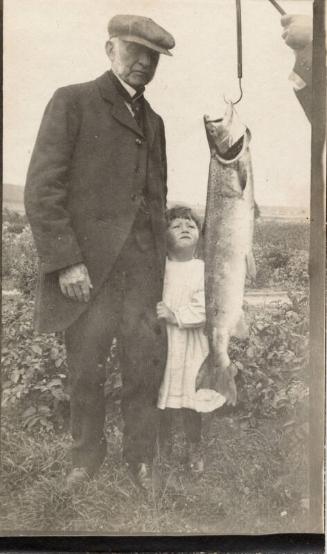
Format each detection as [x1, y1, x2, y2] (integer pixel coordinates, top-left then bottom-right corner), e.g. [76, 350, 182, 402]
[1, 213, 311, 535]
[1, 408, 309, 535]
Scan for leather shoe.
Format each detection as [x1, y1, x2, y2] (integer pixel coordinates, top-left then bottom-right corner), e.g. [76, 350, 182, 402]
[127, 462, 153, 492]
[66, 467, 90, 491]
[187, 443, 204, 474]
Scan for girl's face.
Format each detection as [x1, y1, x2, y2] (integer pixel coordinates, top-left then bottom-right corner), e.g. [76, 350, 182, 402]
[166, 217, 199, 254]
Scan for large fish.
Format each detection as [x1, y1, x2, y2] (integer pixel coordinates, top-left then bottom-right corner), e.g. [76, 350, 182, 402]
[196, 102, 255, 406]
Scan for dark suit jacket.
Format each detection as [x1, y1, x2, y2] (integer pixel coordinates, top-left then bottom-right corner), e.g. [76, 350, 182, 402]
[25, 71, 168, 333]
[293, 44, 312, 122]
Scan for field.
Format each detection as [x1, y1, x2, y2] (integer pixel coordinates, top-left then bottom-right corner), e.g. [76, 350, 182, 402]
[1, 209, 310, 535]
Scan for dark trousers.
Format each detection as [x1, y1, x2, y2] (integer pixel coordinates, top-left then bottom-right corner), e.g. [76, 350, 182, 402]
[159, 408, 202, 445]
[64, 224, 167, 476]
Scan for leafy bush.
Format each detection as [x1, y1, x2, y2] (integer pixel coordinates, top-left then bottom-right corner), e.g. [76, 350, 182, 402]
[230, 292, 309, 420]
[253, 220, 309, 290]
[2, 222, 38, 294]
[2, 296, 70, 431]
[2, 295, 121, 432]
[2, 209, 309, 433]
[3, 207, 28, 226]
[254, 245, 309, 290]
[254, 219, 310, 252]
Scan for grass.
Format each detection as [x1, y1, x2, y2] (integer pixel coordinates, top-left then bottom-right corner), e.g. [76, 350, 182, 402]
[1, 407, 309, 535]
[254, 219, 309, 252]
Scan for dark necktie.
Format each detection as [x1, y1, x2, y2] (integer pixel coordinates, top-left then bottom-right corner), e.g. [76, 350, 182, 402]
[130, 94, 144, 128]
[109, 71, 150, 218]
[109, 71, 144, 129]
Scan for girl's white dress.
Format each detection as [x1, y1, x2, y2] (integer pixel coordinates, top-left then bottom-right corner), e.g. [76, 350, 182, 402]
[157, 258, 225, 413]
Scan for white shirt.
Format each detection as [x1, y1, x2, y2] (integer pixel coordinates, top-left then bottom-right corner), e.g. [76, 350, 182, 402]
[113, 71, 136, 97]
[112, 70, 138, 116]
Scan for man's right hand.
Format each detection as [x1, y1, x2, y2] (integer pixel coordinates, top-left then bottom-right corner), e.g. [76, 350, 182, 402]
[59, 263, 93, 302]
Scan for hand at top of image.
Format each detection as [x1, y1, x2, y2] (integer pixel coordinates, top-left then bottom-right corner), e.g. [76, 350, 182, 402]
[281, 14, 313, 50]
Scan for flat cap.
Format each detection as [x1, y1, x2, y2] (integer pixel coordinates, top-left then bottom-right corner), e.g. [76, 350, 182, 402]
[108, 14, 175, 56]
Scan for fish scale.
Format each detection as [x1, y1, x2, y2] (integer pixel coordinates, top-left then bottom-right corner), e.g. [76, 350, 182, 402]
[196, 102, 255, 406]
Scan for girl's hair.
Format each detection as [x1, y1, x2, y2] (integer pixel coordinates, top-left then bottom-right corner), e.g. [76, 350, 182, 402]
[166, 206, 202, 231]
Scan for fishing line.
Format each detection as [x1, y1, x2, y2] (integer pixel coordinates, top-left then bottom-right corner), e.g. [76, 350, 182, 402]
[233, 0, 243, 105]
[267, 0, 286, 16]
[231, 0, 286, 105]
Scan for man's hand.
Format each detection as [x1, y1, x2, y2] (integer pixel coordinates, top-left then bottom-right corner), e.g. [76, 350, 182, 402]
[281, 14, 313, 50]
[156, 301, 177, 325]
[59, 263, 93, 302]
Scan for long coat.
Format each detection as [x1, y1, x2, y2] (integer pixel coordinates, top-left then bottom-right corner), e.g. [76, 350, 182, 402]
[293, 43, 312, 122]
[25, 71, 168, 333]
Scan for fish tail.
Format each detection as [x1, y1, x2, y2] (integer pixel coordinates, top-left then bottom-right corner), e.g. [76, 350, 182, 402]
[195, 355, 212, 390]
[214, 364, 238, 406]
[196, 356, 238, 406]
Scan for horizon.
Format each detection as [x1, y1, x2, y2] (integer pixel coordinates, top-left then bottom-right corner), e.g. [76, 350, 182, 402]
[3, 182, 310, 213]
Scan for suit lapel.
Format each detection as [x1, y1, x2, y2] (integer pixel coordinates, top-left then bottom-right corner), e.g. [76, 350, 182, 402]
[96, 72, 158, 146]
[143, 100, 157, 149]
[96, 72, 144, 138]
[112, 102, 144, 138]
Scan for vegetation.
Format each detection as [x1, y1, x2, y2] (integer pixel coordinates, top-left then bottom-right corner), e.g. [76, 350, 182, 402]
[1, 209, 310, 534]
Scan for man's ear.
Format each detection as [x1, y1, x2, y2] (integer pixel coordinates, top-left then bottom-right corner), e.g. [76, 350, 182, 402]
[105, 40, 114, 61]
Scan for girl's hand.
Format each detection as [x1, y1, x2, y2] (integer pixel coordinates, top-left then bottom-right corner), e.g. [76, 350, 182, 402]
[156, 301, 177, 325]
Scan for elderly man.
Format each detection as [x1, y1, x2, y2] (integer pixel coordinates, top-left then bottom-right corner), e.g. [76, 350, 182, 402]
[24, 15, 175, 490]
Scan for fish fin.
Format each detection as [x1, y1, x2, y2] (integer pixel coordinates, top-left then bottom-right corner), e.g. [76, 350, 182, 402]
[216, 364, 237, 406]
[196, 355, 212, 390]
[233, 310, 249, 339]
[237, 160, 248, 191]
[246, 250, 256, 281]
[254, 201, 261, 219]
[196, 357, 238, 407]
[212, 364, 238, 406]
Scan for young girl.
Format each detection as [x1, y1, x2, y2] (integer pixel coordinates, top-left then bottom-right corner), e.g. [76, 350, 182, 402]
[157, 206, 225, 473]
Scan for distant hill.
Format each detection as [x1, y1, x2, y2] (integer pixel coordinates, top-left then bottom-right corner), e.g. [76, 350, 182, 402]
[258, 205, 309, 220]
[3, 183, 25, 214]
[167, 200, 309, 221]
[2, 183, 309, 220]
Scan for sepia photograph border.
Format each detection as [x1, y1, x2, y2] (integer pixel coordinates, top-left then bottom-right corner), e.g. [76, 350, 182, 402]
[1, 0, 325, 545]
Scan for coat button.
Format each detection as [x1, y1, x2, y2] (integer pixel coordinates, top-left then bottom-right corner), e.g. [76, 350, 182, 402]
[135, 138, 142, 145]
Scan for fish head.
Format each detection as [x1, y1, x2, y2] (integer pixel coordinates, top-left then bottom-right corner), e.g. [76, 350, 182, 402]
[204, 101, 247, 156]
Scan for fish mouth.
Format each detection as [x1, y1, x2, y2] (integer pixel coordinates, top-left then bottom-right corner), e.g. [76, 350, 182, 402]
[204, 114, 223, 124]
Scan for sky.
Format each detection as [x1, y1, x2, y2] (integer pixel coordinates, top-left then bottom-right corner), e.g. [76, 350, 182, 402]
[4, 0, 313, 208]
